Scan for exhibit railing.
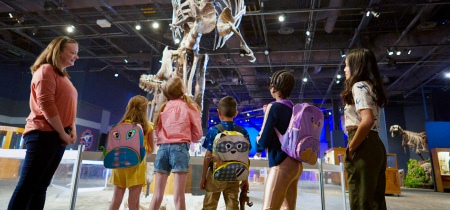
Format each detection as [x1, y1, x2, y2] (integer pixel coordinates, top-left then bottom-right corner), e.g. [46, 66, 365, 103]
[0, 146, 348, 210]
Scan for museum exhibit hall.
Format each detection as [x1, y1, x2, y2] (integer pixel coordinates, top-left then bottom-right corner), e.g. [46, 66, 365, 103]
[1, 0, 450, 209]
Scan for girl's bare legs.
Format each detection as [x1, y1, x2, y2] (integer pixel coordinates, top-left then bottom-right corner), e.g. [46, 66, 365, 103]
[149, 172, 169, 210]
[173, 172, 188, 210]
[127, 185, 142, 210]
[109, 186, 126, 210]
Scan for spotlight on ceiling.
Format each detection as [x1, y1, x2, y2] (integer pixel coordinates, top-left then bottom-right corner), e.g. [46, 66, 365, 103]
[306, 30, 311, 36]
[337, 74, 342, 79]
[114, 73, 119, 77]
[371, 11, 380, 18]
[239, 49, 246, 57]
[66, 25, 75, 33]
[408, 49, 412, 55]
[366, 11, 371, 17]
[388, 50, 393, 56]
[152, 22, 159, 29]
[445, 72, 450, 78]
[264, 49, 271, 55]
[44, 0, 58, 11]
[303, 77, 308, 83]
[396, 50, 401, 56]
[135, 23, 141, 30]
[278, 14, 285, 22]
[247, 113, 250, 116]
[32, 27, 38, 35]
[124, 59, 128, 63]
[174, 38, 180, 44]
[9, 13, 13, 18]
[340, 50, 346, 58]
[336, 80, 341, 84]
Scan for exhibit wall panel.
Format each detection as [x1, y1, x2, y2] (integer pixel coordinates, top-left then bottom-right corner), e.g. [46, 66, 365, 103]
[426, 121, 450, 149]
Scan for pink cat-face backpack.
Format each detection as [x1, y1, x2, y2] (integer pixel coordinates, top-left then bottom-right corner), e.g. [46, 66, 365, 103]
[272, 100, 324, 165]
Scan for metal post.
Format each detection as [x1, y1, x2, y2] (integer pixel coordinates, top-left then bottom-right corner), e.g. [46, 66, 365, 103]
[318, 158, 326, 210]
[69, 145, 85, 210]
[340, 162, 348, 210]
[421, 87, 429, 121]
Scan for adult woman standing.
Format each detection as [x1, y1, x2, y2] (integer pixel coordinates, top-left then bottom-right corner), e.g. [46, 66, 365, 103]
[341, 48, 388, 210]
[8, 36, 79, 210]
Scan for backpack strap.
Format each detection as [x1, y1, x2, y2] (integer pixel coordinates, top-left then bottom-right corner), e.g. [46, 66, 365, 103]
[214, 124, 243, 133]
[214, 124, 226, 133]
[234, 125, 243, 133]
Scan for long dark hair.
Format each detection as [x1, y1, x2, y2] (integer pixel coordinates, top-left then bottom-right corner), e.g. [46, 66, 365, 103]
[340, 48, 388, 106]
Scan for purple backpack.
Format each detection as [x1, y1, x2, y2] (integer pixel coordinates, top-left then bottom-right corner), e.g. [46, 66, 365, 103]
[273, 100, 324, 165]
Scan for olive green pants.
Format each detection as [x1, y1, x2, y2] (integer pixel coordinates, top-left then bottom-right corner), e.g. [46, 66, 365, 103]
[344, 130, 387, 210]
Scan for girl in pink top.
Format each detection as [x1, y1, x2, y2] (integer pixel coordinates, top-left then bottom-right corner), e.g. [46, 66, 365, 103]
[8, 36, 79, 210]
[149, 77, 203, 210]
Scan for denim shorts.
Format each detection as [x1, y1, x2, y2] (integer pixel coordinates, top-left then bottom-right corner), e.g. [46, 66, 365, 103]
[154, 142, 190, 174]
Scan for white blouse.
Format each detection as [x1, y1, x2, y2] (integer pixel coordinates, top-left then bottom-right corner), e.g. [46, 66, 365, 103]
[344, 81, 381, 132]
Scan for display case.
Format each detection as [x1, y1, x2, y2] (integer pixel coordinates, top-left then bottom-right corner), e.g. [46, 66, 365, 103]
[430, 148, 450, 192]
[325, 148, 401, 194]
[0, 126, 25, 178]
[385, 153, 401, 195]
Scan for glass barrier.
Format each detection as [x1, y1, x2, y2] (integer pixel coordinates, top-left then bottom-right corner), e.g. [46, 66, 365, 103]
[0, 148, 80, 210]
[1, 148, 348, 210]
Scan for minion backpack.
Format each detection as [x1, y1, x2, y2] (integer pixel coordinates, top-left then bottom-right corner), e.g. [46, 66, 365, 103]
[212, 124, 250, 181]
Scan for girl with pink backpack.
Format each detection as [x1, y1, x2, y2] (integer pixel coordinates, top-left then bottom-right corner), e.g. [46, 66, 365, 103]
[109, 95, 154, 210]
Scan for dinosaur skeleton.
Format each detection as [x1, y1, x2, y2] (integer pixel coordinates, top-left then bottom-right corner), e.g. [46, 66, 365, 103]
[390, 125, 428, 160]
[139, 0, 255, 120]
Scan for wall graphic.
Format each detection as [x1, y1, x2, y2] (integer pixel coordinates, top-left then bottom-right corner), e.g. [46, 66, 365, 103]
[80, 129, 94, 151]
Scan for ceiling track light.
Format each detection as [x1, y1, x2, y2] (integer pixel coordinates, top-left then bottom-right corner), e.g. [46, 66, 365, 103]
[386, 49, 393, 56]
[174, 38, 180, 44]
[66, 25, 75, 33]
[135, 23, 141, 30]
[239, 49, 246, 57]
[445, 72, 450, 78]
[278, 14, 286, 22]
[302, 77, 308, 83]
[152, 22, 159, 29]
[340, 49, 346, 58]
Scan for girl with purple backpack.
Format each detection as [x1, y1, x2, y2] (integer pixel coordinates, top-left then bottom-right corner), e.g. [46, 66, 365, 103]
[109, 95, 154, 210]
[256, 70, 302, 209]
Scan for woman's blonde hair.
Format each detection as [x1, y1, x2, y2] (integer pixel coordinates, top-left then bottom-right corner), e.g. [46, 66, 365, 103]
[30, 36, 78, 77]
[153, 77, 200, 125]
[121, 95, 150, 136]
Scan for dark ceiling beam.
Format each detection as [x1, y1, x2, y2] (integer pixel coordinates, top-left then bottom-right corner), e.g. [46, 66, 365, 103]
[403, 65, 450, 98]
[259, 3, 273, 73]
[0, 38, 36, 58]
[0, 0, 134, 82]
[320, 0, 380, 107]
[100, 0, 160, 55]
[378, 5, 428, 65]
[387, 35, 450, 90]
[47, 0, 127, 55]
[246, 7, 362, 16]
[299, 0, 320, 101]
